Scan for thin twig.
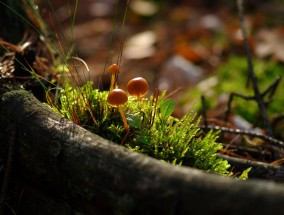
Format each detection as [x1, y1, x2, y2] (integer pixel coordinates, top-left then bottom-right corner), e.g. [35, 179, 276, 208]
[237, 0, 272, 136]
[218, 154, 284, 182]
[224, 77, 281, 129]
[261, 76, 281, 100]
[199, 124, 284, 148]
[224, 92, 254, 122]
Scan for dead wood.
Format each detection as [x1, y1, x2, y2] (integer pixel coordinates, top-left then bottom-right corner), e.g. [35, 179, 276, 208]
[218, 154, 284, 182]
[1, 81, 284, 214]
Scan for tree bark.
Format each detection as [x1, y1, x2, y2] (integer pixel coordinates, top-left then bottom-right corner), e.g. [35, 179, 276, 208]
[1, 81, 284, 215]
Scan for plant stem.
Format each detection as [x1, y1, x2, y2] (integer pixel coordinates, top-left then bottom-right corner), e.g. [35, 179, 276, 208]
[110, 74, 115, 91]
[237, 0, 272, 136]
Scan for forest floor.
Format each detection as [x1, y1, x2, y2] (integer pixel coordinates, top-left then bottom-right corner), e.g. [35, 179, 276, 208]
[39, 0, 284, 112]
[2, 1, 284, 214]
[37, 0, 284, 179]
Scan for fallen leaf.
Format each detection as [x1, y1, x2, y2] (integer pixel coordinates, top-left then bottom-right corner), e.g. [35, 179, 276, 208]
[255, 28, 284, 62]
[124, 31, 157, 59]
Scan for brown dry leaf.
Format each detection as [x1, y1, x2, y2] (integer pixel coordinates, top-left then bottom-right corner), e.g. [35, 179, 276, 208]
[174, 40, 209, 63]
[255, 28, 284, 62]
[130, 0, 159, 17]
[174, 42, 202, 63]
[124, 31, 157, 60]
[158, 55, 204, 92]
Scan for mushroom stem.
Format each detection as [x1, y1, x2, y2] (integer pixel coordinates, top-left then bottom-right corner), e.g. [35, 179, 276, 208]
[108, 64, 119, 91]
[110, 74, 115, 91]
[107, 88, 128, 132]
[118, 105, 129, 132]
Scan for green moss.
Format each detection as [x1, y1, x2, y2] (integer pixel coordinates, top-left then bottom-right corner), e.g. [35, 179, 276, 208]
[54, 81, 230, 175]
[216, 56, 283, 122]
[181, 56, 283, 124]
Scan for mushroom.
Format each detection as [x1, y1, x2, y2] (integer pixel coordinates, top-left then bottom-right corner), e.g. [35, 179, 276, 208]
[108, 64, 120, 90]
[127, 77, 149, 101]
[107, 89, 129, 132]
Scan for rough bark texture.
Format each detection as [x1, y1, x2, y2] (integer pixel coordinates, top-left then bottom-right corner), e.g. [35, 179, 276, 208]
[1, 81, 284, 215]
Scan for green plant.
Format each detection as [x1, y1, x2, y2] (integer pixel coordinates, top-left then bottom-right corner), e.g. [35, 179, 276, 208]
[180, 55, 283, 123]
[0, 0, 249, 177]
[55, 80, 231, 175]
[216, 56, 283, 122]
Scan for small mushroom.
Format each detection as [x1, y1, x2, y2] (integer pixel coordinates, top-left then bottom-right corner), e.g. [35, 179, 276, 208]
[107, 89, 129, 131]
[108, 64, 120, 90]
[127, 77, 149, 101]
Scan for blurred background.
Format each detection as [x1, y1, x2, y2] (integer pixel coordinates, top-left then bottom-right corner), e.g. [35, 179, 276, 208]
[39, 0, 284, 120]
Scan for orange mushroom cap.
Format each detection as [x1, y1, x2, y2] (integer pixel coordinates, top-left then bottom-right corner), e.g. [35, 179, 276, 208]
[108, 64, 120, 74]
[127, 77, 149, 98]
[107, 89, 128, 106]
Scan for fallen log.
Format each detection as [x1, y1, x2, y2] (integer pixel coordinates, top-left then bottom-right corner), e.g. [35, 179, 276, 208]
[1, 81, 284, 215]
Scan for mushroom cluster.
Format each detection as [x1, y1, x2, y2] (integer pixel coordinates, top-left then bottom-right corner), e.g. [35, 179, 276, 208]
[106, 68, 150, 132]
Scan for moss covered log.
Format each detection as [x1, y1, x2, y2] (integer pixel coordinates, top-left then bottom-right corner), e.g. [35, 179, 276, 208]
[1, 81, 284, 214]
